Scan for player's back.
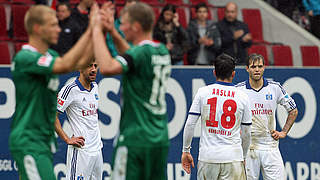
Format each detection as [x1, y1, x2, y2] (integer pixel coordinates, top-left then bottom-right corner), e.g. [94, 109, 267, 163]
[118, 40, 171, 147]
[196, 82, 251, 163]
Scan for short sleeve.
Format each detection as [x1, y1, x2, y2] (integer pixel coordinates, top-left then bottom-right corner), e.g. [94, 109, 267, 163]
[189, 89, 202, 115]
[276, 84, 297, 112]
[16, 51, 57, 75]
[241, 93, 252, 125]
[57, 83, 76, 113]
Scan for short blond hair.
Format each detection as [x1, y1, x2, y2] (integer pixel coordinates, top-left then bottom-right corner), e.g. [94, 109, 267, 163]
[24, 5, 56, 34]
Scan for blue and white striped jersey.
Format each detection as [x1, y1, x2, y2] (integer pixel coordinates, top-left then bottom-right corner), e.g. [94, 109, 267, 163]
[236, 78, 296, 150]
[57, 78, 102, 153]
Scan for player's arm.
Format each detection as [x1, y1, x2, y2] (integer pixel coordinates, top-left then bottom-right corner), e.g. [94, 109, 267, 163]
[91, 3, 123, 75]
[109, 25, 130, 55]
[241, 95, 252, 159]
[271, 108, 298, 140]
[52, 27, 93, 74]
[54, 113, 85, 147]
[181, 91, 202, 174]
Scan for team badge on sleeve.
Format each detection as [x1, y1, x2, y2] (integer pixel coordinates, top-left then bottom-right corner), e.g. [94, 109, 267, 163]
[95, 94, 99, 100]
[57, 98, 65, 106]
[37, 56, 53, 67]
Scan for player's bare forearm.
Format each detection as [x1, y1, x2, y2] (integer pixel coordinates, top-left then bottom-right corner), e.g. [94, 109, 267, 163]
[93, 26, 122, 75]
[53, 28, 92, 74]
[271, 108, 298, 140]
[74, 40, 94, 70]
[241, 124, 251, 158]
[282, 108, 298, 134]
[54, 114, 70, 143]
[110, 28, 130, 54]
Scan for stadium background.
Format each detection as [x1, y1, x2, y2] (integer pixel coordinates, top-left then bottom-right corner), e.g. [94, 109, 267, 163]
[1, 0, 320, 179]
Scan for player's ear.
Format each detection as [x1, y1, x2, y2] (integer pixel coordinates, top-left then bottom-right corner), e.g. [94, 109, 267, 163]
[245, 66, 249, 73]
[213, 70, 216, 78]
[132, 22, 140, 32]
[232, 71, 235, 78]
[33, 24, 41, 34]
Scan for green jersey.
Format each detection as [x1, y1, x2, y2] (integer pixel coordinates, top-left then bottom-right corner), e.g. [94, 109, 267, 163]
[115, 40, 171, 147]
[9, 45, 59, 153]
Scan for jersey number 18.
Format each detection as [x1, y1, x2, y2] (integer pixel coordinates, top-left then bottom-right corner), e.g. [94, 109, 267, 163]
[206, 97, 237, 129]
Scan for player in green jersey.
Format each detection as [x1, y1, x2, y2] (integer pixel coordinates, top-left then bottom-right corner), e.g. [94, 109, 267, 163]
[9, 5, 93, 180]
[91, 2, 171, 179]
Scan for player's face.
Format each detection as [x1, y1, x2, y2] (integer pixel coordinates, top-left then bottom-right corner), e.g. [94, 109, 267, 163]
[120, 13, 134, 42]
[40, 14, 61, 45]
[82, 62, 98, 82]
[247, 59, 265, 81]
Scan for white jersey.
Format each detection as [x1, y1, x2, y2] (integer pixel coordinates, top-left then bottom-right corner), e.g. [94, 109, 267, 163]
[236, 78, 296, 150]
[57, 78, 102, 153]
[185, 81, 252, 163]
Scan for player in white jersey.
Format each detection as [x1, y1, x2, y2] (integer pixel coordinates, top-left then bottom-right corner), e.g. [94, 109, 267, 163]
[236, 54, 298, 180]
[55, 59, 103, 180]
[181, 54, 252, 180]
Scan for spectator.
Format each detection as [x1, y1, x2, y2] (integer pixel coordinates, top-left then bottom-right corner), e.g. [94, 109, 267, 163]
[303, 0, 320, 39]
[51, 2, 81, 55]
[187, 2, 221, 65]
[153, 4, 189, 65]
[217, 2, 252, 65]
[72, 0, 93, 34]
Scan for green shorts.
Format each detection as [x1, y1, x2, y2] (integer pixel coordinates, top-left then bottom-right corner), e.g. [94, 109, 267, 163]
[112, 145, 169, 180]
[10, 150, 56, 180]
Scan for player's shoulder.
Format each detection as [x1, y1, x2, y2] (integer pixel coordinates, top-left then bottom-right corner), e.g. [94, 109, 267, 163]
[235, 80, 247, 88]
[265, 79, 282, 87]
[59, 80, 78, 98]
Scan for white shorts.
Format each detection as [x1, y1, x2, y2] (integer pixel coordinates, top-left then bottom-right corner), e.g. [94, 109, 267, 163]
[197, 161, 246, 180]
[66, 146, 103, 180]
[246, 148, 285, 180]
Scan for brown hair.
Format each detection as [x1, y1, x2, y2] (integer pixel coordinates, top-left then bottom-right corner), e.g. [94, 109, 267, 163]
[122, 2, 154, 32]
[24, 5, 56, 34]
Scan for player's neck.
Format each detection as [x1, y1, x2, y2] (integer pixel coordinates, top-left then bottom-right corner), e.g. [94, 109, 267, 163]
[133, 32, 152, 45]
[216, 78, 232, 83]
[249, 78, 264, 90]
[79, 76, 91, 90]
[28, 37, 49, 54]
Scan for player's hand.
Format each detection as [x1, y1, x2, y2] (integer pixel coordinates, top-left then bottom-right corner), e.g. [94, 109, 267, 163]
[271, 130, 287, 140]
[89, 2, 102, 30]
[100, 2, 115, 32]
[242, 33, 252, 42]
[67, 136, 85, 148]
[181, 152, 194, 174]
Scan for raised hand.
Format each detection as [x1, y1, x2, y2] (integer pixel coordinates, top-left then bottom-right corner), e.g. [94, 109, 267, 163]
[89, 2, 102, 30]
[100, 2, 115, 32]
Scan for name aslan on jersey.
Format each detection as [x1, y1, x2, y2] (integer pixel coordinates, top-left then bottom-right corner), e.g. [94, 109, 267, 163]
[212, 88, 235, 98]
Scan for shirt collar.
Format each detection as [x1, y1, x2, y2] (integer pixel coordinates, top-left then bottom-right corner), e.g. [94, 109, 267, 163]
[216, 81, 235, 86]
[75, 77, 93, 92]
[245, 77, 268, 89]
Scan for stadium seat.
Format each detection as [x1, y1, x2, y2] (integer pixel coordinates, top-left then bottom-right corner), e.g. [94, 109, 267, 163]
[164, 0, 184, 6]
[272, 45, 293, 66]
[300, 46, 320, 66]
[0, 42, 11, 64]
[69, 0, 80, 5]
[12, 5, 30, 41]
[248, 45, 269, 65]
[242, 8, 264, 43]
[139, 0, 160, 6]
[0, 5, 9, 40]
[152, 7, 160, 22]
[115, 0, 125, 5]
[217, 7, 225, 21]
[176, 7, 188, 28]
[14, 42, 25, 54]
[189, 0, 213, 7]
[11, 0, 35, 4]
[0, 0, 10, 4]
[190, 6, 212, 20]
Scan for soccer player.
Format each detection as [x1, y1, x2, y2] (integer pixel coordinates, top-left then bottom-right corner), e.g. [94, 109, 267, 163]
[55, 59, 103, 180]
[236, 54, 298, 179]
[9, 5, 93, 180]
[91, 2, 171, 179]
[181, 54, 252, 180]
